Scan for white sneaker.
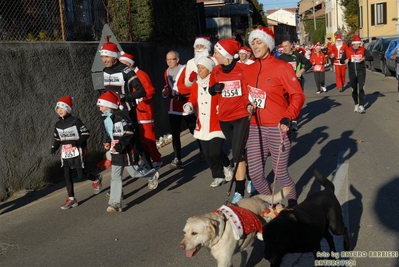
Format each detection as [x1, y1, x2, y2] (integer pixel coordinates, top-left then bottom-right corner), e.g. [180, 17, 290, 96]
[210, 178, 225, 188]
[223, 166, 233, 182]
[148, 171, 160, 190]
[358, 105, 365, 114]
[316, 90, 321, 94]
[354, 104, 359, 112]
[321, 86, 327, 92]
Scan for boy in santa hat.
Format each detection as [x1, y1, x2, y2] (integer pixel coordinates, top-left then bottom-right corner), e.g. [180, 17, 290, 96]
[97, 91, 159, 212]
[340, 34, 373, 113]
[119, 52, 163, 169]
[51, 96, 102, 210]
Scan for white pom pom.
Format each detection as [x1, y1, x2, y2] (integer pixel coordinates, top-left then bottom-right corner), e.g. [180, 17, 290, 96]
[257, 232, 263, 240]
[119, 105, 124, 110]
[120, 51, 125, 55]
[234, 53, 239, 60]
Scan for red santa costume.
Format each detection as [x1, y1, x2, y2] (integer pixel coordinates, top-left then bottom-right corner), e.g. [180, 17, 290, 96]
[329, 34, 348, 91]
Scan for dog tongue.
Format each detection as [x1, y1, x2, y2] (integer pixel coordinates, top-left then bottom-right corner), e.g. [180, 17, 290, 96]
[186, 249, 197, 257]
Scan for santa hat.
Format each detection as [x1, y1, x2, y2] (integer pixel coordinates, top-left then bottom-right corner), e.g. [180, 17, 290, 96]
[239, 46, 250, 54]
[99, 42, 119, 58]
[119, 51, 135, 65]
[214, 38, 241, 59]
[194, 37, 211, 51]
[352, 35, 362, 44]
[248, 27, 275, 52]
[335, 34, 342, 41]
[197, 56, 215, 72]
[55, 96, 73, 113]
[97, 90, 123, 110]
[315, 42, 321, 48]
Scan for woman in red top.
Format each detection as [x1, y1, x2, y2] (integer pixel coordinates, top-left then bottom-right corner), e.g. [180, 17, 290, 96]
[243, 27, 305, 206]
[209, 38, 251, 203]
[310, 42, 327, 94]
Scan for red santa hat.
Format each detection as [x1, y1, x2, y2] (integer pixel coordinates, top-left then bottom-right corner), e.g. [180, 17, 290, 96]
[214, 38, 241, 59]
[315, 42, 321, 48]
[119, 51, 135, 65]
[55, 96, 73, 113]
[99, 42, 119, 58]
[239, 46, 250, 54]
[335, 34, 343, 41]
[197, 56, 215, 72]
[248, 27, 275, 51]
[97, 90, 123, 110]
[193, 37, 211, 51]
[352, 35, 362, 44]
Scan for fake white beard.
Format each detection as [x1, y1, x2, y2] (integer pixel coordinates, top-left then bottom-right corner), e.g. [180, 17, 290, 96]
[194, 49, 210, 64]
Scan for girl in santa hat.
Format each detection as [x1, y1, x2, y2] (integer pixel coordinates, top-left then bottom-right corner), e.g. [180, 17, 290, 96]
[243, 27, 306, 208]
[51, 96, 102, 210]
[310, 42, 327, 94]
[208, 38, 252, 203]
[183, 56, 233, 188]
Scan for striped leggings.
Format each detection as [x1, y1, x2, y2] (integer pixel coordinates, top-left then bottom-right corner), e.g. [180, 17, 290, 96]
[247, 125, 296, 200]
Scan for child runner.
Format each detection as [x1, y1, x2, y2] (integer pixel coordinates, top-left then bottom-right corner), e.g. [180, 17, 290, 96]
[97, 91, 159, 212]
[51, 96, 102, 210]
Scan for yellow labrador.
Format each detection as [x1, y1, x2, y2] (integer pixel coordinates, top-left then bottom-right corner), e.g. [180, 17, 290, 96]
[179, 187, 290, 267]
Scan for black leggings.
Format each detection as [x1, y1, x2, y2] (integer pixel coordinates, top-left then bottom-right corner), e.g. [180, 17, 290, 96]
[219, 116, 249, 163]
[313, 72, 325, 92]
[200, 138, 230, 178]
[169, 113, 201, 160]
[349, 72, 366, 105]
[64, 167, 96, 197]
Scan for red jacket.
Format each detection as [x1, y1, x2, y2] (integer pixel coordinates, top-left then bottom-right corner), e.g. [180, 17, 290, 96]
[134, 67, 155, 123]
[310, 52, 327, 72]
[329, 42, 348, 66]
[243, 55, 305, 126]
[163, 65, 192, 115]
[209, 62, 250, 122]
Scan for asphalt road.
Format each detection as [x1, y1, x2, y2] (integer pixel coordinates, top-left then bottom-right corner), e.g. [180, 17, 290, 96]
[1, 67, 398, 267]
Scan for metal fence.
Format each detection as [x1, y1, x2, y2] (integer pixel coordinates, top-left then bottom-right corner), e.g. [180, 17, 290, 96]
[0, 0, 108, 42]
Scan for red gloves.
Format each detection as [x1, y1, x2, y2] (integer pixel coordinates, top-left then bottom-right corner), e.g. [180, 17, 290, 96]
[189, 71, 197, 82]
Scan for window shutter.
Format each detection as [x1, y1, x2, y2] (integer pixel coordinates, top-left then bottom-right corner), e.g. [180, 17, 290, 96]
[383, 2, 387, 24]
[371, 4, 375, 26]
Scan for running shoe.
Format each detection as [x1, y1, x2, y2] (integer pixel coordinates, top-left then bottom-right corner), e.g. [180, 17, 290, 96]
[231, 192, 243, 204]
[210, 178, 225, 188]
[358, 105, 365, 114]
[223, 166, 233, 182]
[106, 205, 122, 213]
[170, 158, 183, 169]
[92, 174, 102, 194]
[60, 198, 78, 210]
[148, 171, 160, 190]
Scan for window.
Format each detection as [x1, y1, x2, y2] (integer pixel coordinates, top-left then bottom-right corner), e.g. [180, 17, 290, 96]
[359, 6, 363, 29]
[371, 2, 387, 25]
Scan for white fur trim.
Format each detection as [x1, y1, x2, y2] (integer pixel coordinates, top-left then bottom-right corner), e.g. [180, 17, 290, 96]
[119, 56, 134, 65]
[194, 38, 211, 51]
[215, 42, 233, 59]
[55, 102, 71, 113]
[99, 50, 118, 58]
[248, 29, 275, 51]
[97, 99, 118, 109]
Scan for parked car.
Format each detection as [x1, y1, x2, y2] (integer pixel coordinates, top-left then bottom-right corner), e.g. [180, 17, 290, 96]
[365, 41, 376, 70]
[384, 39, 399, 77]
[371, 37, 398, 75]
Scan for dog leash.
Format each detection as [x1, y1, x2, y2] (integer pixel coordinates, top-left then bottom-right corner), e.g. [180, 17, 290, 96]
[271, 130, 286, 205]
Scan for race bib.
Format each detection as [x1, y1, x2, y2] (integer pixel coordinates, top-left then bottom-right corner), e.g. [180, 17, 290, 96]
[61, 144, 79, 159]
[314, 65, 322, 71]
[288, 61, 297, 70]
[248, 85, 266, 109]
[221, 80, 242, 98]
[351, 55, 362, 63]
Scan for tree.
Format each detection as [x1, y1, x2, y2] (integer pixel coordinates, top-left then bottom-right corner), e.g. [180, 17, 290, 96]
[304, 17, 326, 43]
[341, 0, 358, 37]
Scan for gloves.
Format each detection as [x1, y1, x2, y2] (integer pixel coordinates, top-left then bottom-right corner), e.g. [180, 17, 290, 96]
[209, 83, 225, 95]
[136, 97, 143, 104]
[189, 71, 197, 82]
[279, 117, 291, 128]
[183, 103, 193, 114]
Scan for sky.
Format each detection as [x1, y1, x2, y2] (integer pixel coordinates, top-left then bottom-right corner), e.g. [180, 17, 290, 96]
[258, 0, 299, 10]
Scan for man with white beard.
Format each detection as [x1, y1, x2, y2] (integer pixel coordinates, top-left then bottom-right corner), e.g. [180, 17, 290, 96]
[184, 37, 217, 87]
